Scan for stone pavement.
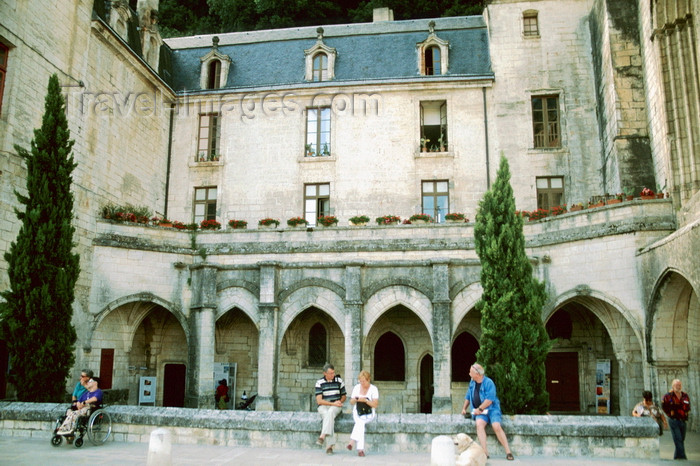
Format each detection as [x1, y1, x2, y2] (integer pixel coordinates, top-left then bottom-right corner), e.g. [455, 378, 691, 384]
[0, 431, 698, 465]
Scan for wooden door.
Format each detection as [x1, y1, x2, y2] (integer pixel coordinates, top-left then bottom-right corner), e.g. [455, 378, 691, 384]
[545, 352, 580, 412]
[163, 363, 186, 407]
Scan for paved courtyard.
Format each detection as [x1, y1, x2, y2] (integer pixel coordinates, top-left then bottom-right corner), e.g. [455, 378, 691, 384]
[0, 430, 698, 465]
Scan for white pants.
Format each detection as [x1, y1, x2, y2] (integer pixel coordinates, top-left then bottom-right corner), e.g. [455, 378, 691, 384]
[317, 405, 342, 446]
[350, 409, 376, 451]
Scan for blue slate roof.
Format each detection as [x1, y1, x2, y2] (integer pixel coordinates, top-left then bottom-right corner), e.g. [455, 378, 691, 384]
[165, 16, 493, 92]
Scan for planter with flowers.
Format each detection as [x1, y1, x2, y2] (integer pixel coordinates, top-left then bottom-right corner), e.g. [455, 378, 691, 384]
[640, 187, 655, 200]
[550, 205, 567, 216]
[228, 219, 248, 230]
[317, 215, 338, 227]
[528, 209, 549, 221]
[569, 203, 585, 212]
[349, 215, 370, 226]
[184, 222, 199, 231]
[606, 193, 624, 205]
[258, 218, 280, 229]
[287, 216, 308, 228]
[152, 216, 173, 228]
[200, 219, 221, 230]
[376, 215, 401, 226]
[172, 221, 187, 230]
[445, 212, 468, 223]
[408, 213, 433, 225]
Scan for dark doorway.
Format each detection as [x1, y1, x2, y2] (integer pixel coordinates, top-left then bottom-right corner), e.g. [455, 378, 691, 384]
[419, 354, 433, 413]
[99, 348, 114, 389]
[451, 332, 479, 382]
[546, 352, 580, 411]
[163, 363, 186, 407]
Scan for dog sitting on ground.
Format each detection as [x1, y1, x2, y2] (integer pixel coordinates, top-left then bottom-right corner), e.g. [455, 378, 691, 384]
[453, 433, 487, 466]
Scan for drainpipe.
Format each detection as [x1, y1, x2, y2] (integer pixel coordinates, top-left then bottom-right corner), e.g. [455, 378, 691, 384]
[483, 87, 490, 189]
[164, 103, 175, 218]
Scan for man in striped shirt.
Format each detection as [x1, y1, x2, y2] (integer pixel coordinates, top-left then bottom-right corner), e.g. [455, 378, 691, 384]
[315, 363, 346, 454]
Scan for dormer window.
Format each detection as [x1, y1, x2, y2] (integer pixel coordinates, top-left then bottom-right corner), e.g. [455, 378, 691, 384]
[417, 21, 449, 76]
[305, 28, 336, 82]
[523, 10, 540, 38]
[312, 53, 328, 82]
[199, 36, 232, 90]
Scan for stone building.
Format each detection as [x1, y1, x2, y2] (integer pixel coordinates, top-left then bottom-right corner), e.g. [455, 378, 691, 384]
[0, 0, 697, 428]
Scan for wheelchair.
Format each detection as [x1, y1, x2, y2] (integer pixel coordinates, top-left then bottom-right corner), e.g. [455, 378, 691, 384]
[50, 406, 112, 448]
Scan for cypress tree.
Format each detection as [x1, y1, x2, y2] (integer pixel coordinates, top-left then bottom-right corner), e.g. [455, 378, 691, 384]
[473, 155, 550, 414]
[0, 74, 80, 401]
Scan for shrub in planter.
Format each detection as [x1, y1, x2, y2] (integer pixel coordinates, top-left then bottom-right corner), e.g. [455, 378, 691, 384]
[228, 219, 248, 229]
[287, 216, 308, 227]
[550, 205, 567, 216]
[409, 213, 433, 223]
[445, 212, 468, 222]
[258, 218, 280, 227]
[376, 215, 401, 225]
[200, 219, 221, 230]
[317, 215, 338, 226]
[349, 215, 370, 225]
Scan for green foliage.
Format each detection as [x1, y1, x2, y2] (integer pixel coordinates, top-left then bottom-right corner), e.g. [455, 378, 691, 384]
[158, 0, 485, 37]
[0, 74, 81, 402]
[473, 155, 551, 414]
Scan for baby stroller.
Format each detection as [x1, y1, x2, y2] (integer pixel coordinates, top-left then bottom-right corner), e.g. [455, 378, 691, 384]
[50, 405, 112, 448]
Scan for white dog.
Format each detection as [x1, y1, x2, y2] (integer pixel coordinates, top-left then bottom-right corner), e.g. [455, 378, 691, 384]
[454, 433, 487, 466]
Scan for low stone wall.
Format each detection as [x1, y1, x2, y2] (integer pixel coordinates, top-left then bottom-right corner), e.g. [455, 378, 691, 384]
[0, 402, 660, 459]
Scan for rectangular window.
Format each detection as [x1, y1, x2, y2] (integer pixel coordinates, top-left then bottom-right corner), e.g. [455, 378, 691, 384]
[305, 107, 331, 156]
[197, 113, 221, 162]
[420, 101, 447, 152]
[194, 186, 217, 223]
[422, 180, 450, 223]
[532, 95, 560, 148]
[0, 43, 8, 115]
[536, 176, 564, 210]
[99, 348, 114, 390]
[523, 13, 539, 37]
[304, 183, 330, 226]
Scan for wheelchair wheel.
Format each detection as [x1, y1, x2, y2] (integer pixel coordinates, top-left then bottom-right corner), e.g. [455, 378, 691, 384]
[51, 435, 63, 447]
[87, 408, 112, 445]
[74, 437, 84, 448]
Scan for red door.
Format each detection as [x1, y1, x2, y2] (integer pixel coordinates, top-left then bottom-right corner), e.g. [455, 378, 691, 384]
[163, 363, 186, 407]
[545, 352, 580, 412]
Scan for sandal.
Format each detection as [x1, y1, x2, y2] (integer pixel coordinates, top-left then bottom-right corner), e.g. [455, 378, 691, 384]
[316, 437, 324, 446]
[326, 447, 334, 455]
[506, 453, 514, 460]
[347, 443, 353, 450]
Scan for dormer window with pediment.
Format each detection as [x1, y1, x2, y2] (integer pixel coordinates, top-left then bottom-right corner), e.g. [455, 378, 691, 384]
[305, 28, 336, 82]
[417, 21, 449, 76]
[200, 36, 232, 90]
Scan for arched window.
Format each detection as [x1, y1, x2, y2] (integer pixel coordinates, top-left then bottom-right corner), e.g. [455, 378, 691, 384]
[312, 53, 328, 82]
[308, 322, 327, 366]
[546, 309, 573, 340]
[374, 332, 405, 381]
[207, 59, 221, 89]
[424, 46, 441, 76]
[451, 332, 480, 382]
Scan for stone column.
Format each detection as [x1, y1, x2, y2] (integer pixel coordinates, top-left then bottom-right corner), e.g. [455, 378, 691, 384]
[344, 264, 363, 388]
[431, 261, 452, 413]
[186, 263, 217, 408]
[256, 262, 279, 411]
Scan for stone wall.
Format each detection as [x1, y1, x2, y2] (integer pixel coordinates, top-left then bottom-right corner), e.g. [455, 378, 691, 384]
[0, 402, 660, 458]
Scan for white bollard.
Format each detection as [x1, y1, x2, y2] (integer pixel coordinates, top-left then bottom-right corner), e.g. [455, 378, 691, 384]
[146, 428, 172, 466]
[431, 435, 456, 466]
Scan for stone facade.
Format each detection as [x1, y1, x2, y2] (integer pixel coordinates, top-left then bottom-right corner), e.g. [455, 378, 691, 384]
[0, 0, 698, 431]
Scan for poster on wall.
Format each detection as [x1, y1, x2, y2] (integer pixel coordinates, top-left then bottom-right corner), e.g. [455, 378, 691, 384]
[139, 376, 157, 406]
[213, 362, 236, 409]
[596, 359, 611, 414]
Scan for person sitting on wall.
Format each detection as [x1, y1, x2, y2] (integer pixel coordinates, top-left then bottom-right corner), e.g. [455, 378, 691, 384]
[632, 390, 667, 436]
[347, 370, 379, 457]
[461, 363, 514, 461]
[315, 363, 346, 455]
[57, 377, 103, 435]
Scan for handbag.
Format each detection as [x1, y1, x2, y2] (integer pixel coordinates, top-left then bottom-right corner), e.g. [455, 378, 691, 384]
[356, 401, 372, 416]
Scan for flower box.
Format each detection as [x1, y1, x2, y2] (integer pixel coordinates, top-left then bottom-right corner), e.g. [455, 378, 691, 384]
[258, 218, 280, 228]
[317, 215, 338, 227]
[376, 215, 401, 226]
[200, 219, 221, 230]
[349, 215, 370, 226]
[445, 212, 467, 222]
[228, 219, 248, 229]
[287, 216, 308, 227]
[569, 204, 585, 212]
[409, 214, 432, 224]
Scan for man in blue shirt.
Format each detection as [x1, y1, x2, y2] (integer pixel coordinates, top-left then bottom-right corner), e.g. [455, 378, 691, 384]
[461, 363, 514, 461]
[314, 363, 346, 455]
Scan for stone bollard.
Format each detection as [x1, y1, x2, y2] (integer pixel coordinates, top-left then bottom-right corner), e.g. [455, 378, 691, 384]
[146, 428, 172, 466]
[431, 435, 456, 466]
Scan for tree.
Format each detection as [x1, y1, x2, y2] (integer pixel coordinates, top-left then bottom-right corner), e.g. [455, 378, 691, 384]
[473, 155, 550, 414]
[0, 74, 80, 401]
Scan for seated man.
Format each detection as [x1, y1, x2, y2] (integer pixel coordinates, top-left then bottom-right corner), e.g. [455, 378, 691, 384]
[315, 363, 346, 455]
[57, 377, 103, 435]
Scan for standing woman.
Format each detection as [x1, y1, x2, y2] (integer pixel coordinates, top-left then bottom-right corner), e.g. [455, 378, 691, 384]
[347, 370, 379, 457]
[662, 379, 691, 460]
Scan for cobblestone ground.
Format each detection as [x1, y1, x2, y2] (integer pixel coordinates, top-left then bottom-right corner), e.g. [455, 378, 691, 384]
[0, 430, 698, 465]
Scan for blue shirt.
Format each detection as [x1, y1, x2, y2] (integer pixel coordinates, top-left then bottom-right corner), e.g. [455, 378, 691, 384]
[465, 375, 502, 424]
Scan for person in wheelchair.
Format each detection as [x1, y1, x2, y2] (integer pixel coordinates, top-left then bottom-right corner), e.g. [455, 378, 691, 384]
[57, 377, 103, 435]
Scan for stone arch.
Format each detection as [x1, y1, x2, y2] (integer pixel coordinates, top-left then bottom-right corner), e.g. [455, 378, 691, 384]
[216, 283, 260, 327]
[364, 285, 433, 343]
[450, 281, 483, 339]
[544, 288, 645, 415]
[646, 269, 699, 429]
[278, 283, 346, 347]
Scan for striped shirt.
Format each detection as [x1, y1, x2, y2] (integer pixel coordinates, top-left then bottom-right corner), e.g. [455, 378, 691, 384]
[315, 375, 346, 402]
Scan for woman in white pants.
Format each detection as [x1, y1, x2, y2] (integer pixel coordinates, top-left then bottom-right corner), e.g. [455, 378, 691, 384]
[347, 370, 379, 457]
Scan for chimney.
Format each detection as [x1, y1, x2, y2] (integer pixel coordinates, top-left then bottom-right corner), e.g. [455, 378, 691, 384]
[373, 7, 394, 22]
